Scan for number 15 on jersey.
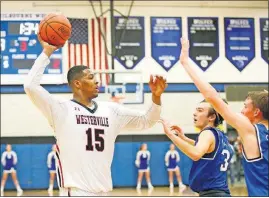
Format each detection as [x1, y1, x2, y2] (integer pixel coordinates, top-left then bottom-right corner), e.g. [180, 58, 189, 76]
[86, 128, 105, 152]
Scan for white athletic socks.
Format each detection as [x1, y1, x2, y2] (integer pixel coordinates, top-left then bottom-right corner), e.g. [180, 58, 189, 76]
[147, 182, 154, 189]
[48, 184, 53, 191]
[136, 182, 141, 189]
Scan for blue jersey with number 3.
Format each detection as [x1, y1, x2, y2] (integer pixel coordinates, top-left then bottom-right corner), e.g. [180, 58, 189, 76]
[242, 124, 269, 196]
[189, 127, 234, 193]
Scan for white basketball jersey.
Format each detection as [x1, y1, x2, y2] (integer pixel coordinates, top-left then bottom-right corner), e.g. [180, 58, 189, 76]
[24, 53, 162, 193]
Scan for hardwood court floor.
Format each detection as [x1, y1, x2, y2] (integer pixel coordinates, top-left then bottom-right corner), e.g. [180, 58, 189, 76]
[3, 186, 248, 197]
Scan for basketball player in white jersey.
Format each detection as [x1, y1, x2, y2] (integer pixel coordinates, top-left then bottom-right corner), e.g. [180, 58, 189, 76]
[24, 35, 167, 196]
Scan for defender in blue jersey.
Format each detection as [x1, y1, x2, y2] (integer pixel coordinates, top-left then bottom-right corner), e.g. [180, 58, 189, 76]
[189, 127, 234, 195]
[160, 99, 234, 196]
[179, 37, 269, 196]
[242, 123, 268, 196]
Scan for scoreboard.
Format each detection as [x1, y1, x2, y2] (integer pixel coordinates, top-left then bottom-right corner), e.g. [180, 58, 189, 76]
[1, 13, 64, 85]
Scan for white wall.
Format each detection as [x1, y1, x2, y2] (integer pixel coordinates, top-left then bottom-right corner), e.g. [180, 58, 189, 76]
[1, 92, 227, 137]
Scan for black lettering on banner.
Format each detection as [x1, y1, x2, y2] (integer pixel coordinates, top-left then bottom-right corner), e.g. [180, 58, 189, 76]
[188, 17, 219, 71]
[114, 16, 145, 69]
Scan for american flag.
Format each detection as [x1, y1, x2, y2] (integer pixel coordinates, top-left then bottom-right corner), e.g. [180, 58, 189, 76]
[68, 17, 110, 85]
[68, 18, 89, 68]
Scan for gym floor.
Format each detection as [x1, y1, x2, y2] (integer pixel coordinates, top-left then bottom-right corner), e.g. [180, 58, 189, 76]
[3, 185, 248, 196]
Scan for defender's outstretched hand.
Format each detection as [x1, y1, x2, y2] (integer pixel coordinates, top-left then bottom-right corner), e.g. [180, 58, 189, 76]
[179, 37, 190, 65]
[38, 34, 64, 57]
[170, 125, 185, 139]
[158, 118, 174, 136]
[149, 75, 167, 97]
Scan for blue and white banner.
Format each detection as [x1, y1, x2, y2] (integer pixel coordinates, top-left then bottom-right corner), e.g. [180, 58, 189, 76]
[224, 18, 255, 72]
[188, 17, 219, 71]
[151, 17, 182, 71]
[260, 18, 268, 63]
[114, 16, 145, 69]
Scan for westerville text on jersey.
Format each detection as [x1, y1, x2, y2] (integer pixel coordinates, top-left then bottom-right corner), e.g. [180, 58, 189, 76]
[76, 115, 109, 127]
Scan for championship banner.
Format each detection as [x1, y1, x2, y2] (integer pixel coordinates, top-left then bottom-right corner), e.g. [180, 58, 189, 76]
[260, 18, 268, 63]
[224, 18, 255, 72]
[0, 12, 63, 85]
[188, 17, 219, 71]
[114, 16, 145, 69]
[151, 17, 182, 71]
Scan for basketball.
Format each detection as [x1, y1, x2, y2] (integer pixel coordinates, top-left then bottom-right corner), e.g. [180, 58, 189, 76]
[39, 13, 72, 47]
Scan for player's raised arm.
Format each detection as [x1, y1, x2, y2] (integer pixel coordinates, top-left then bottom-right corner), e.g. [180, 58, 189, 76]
[24, 34, 64, 128]
[179, 37, 255, 141]
[115, 75, 167, 131]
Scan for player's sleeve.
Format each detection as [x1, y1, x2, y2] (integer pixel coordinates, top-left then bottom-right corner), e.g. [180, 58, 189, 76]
[1, 152, 7, 166]
[135, 151, 141, 167]
[114, 102, 161, 131]
[24, 53, 64, 128]
[12, 151, 18, 164]
[47, 152, 52, 168]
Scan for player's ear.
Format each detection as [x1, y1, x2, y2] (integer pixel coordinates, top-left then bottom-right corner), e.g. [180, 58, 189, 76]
[209, 113, 216, 123]
[253, 108, 261, 117]
[73, 79, 81, 89]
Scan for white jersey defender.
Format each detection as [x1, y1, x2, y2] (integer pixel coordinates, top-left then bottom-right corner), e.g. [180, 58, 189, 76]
[24, 53, 162, 195]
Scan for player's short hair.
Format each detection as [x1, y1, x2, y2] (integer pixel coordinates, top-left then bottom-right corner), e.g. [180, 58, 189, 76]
[67, 65, 88, 85]
[201, 99, 228, 127]
[247, 91, 268, 120]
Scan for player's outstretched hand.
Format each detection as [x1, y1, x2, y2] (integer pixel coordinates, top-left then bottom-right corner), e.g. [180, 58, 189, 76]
[179, 37, 190, 65]
[158, 118, 174, 136]
[149, 75, 167, 97]
[170, 125, 185, 139]
[37, 33, 64, 57]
